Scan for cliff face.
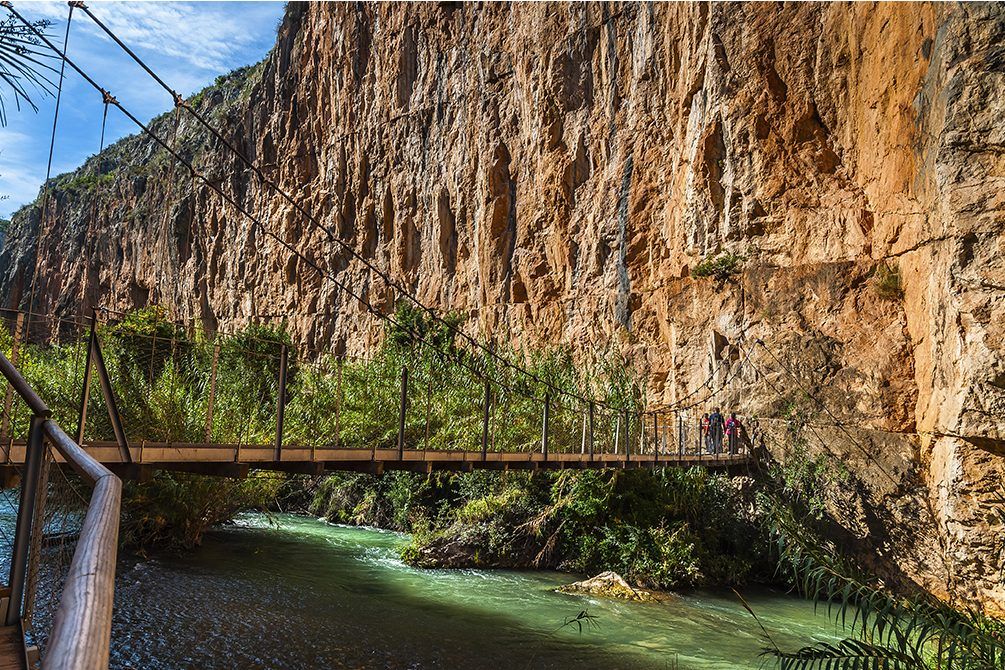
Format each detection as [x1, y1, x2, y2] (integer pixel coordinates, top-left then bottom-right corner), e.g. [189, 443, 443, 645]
[2, 2, 1004, 608]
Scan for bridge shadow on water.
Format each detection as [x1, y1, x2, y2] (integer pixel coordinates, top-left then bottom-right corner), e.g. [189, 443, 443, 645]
[106, 514, 837, 670]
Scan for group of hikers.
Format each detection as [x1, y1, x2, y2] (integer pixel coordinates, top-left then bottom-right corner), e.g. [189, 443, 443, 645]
[699, 407, 743, 455]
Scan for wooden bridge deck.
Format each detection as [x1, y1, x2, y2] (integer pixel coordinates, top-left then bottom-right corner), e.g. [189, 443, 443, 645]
[0, 625, 26, 670]
[0, 441, 752, 480]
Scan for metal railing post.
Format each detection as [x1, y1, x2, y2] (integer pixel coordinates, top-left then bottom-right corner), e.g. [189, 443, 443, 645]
[653, 413, 659, 464]
[75, 314, 96, 445]
[6, 415, 45, 626]
[397, 365, 408, 460]
[204, 342, 220, 442]
[588, 401, 594, 462]
[275, 344, 289, 460]
[541, 394, 549, 460]
[623, 409, 630, 466]
[91, 322, 131, 463]
[678, 414, 684, 459]
[335, 358, 343, 450]
[480, 377, 490, 461]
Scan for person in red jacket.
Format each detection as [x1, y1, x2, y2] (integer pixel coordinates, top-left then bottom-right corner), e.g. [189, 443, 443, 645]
[725, 412, 742, 454]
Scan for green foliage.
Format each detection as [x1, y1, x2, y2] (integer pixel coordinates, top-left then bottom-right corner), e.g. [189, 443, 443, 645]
[58, 170, 115, 193]
[120, 471, 284, 552]
[690, 252, 745, 282]
[760, 497, 1005, 670]
[308, 467, 773, 590]
[384, 301, 464, 353]
[872, 262, 904, 301]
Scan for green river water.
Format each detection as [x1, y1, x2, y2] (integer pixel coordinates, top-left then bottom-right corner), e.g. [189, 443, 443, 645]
[105, 513, 842, 669]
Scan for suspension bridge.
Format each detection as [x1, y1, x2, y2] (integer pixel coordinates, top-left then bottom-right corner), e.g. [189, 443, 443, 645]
[0, 2, 770, 669]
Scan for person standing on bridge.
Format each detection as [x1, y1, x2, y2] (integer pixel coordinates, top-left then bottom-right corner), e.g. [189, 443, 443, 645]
[709, 407, 725, 454]
[700, 413, 712, 453]
[725, 412, 742, 455]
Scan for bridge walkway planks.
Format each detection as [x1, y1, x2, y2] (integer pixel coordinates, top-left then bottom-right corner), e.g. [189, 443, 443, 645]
[0, 441, 753, 481]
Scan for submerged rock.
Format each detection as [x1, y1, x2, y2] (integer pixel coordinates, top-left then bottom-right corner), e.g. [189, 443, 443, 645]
[557, 571, 661, 603]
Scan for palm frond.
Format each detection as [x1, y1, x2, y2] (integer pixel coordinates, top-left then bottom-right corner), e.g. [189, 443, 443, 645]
[764, 635, 925, 670]
[0, 15, 55, 125]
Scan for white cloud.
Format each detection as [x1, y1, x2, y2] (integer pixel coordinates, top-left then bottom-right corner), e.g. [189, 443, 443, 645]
[1, 1, 284, 216]
[0, 131, 44, 218]
[23, 1, 281, 75]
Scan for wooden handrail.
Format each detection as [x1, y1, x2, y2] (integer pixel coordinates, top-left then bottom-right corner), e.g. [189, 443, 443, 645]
[40, 423, 121, 670]
[0, 349, 120, 670]
[0, 353, 51, 418]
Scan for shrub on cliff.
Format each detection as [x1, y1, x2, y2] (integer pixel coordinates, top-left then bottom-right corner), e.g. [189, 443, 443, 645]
[871, 261, 903, 301]
[690, 252, 745, 283]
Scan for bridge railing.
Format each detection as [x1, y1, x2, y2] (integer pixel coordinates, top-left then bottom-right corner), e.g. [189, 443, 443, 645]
[0, 307, 751, 470]
[0, 345, 121, 670]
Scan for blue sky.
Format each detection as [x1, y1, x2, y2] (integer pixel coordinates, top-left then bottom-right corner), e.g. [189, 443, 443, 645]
[0, 1, 285, 218]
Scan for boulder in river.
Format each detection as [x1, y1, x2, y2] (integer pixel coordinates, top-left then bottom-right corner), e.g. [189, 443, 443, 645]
[557, 571, 661, 602]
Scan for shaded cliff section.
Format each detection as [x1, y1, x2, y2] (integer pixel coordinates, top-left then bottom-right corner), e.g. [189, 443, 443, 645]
[1, 3, 1004, 609]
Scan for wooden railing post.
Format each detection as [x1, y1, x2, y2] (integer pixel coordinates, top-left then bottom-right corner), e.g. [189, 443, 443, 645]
[541, 394, 550, 460]
[6, 414, 46, 626]
[204, 342, 220, 442]
[588, 401, 594, 462]
[275, 344, 289, 460]
[1, 311, 24, 457]
[397, 365, 408, 460]
[480, 377, 490, 461]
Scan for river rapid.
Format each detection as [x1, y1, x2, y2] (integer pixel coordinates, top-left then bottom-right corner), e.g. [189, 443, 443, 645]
[103, 513, 841, 669]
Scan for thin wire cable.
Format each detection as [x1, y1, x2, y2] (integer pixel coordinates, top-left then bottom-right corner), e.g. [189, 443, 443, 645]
[22, 1, 74, 342]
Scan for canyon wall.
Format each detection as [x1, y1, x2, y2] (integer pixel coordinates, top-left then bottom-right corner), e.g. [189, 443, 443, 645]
[2, 2, 1004, 609]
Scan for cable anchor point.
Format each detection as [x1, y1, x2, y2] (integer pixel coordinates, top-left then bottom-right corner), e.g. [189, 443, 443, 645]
[101, 89, 117, 106]
[68, 1, 86, 9]
[0, 2, 14, 10]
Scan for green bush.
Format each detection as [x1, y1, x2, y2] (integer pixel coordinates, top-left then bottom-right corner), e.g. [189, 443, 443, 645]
[871, 261, 903, 300]
[120, 471, 284, 552]
[690, 252, 745, 282]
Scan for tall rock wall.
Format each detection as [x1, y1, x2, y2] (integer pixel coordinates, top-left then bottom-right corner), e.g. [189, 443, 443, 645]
[2, 2, 1004, 609]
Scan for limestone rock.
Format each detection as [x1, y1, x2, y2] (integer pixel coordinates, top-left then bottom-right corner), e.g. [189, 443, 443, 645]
[557, 571, 661, 602]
